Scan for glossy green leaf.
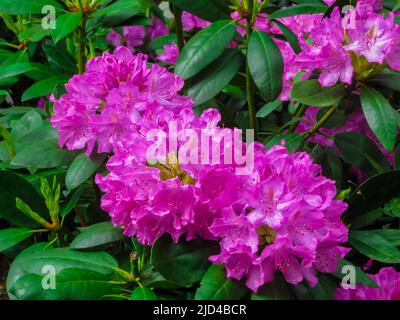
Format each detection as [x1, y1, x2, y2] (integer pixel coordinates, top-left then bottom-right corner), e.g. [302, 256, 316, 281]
[0, 0, 62, 14]
[170, 0, 230, 22]
[12, 141, 77, 169]
[334, 132, 391, 177]
[22, 75, 69, 101]
[18, 124, 58, 145]
[0, 228, 34, 252]
[271, 20, 301, 53]
[349, 230, 400, 263]
[370, 69, 400, 91]
[360, 85, 397, 152]
[7, 247, 118, 299]
[43, 44, 77, 73]
[151, 235, 218, 286]
[11, 110, 43, 141]
[256, 99, 281, 118]
[265, 133, 302, 153]
[9, 268, 117, 300]
[175, 20, 236, 80]
[347, 170, 400, 216]
[0, 63, 34, 80]
[369, 229, 400, 246]
[66, 153, 105, 191]
[269, 4, 328, 19]
[51, 13, 82, 44]
[130, 287, 158, 300]
[0, 171, 48, 228]
[188, 48, 244, 105]
[251, 275, 294, 300]
[334, 259, 379, 288]
[195, 264, 247, 300]
[71, 222, 124, 249]
[291, 79, 346, 107]
[248, 30, 284, 101]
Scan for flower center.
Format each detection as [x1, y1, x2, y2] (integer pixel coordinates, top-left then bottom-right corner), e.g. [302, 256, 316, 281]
[257, 225, 276, 247]
[148, 152, 196, 185]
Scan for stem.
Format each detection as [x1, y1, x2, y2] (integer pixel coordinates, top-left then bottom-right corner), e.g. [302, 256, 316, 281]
[245, 0, 257, 136]
[77, 13, 88, 74]
[172, 6, 184, 52]
[287, 104, 307, 133]
[302, 105, 337, 140]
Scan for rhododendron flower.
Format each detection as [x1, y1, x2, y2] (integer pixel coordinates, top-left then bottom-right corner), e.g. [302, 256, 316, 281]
[336, 267, 400, 300]
[157, 43, 179, 64]
[182, 12, 210, 31]
[209, 144, 349, 292]
[51, 47, 192, 155]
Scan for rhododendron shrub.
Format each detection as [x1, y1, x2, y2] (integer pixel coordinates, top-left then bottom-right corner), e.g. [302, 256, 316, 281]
[0, 0, 399, 302]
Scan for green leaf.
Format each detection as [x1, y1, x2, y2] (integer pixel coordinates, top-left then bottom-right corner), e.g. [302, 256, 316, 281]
[12, 141, 77, 169]
[175, 20, 236, 80]
[51, 13, 82, 44]
[248, 30, 284, 101]
[349, 230, 400, 263]
[0, 228, 34, 252]
[130, 287, 158, 300]
[251, 275, 294, 300]
[395, 144, 400, 169]
[195, 264, 247, 300]
[334, 259, 379, 288]
[170, 0, 230, 22]
[22, 75, 69, 101]
[151, 235, 218, 286]
[347, 170, 400, 216]
[368, 229, 400, 246]
[0, 0, 63, 14]
[10, 269, 118, 300]
[316, 108, 346, 129]
[93, 0, 143, 18]
[188, 48, 244, 105]
[334, 132, 391, 177]
[265, 133, 302, 153]
[60, 186, 83, 218]
[291, 79, 346, 107]
[66, 153, 104, 191]
[0, 107, 46, 116]
[370, 69, 400, 91]
[0, 63, 34, 80]
[384, 197, 400, 217]
[18, 124, 58, 145]
[71, 222, 124, 249]
[256, 99, 281, 118]
[0, 171, 48, 228]
[360, 85, 397, 152]
[11, 110, 43, 141]
[271, 20, 301, 53]
[43, 44, 77, 73]
[269, 4, 328, 19]
[7, 247, 118, 299]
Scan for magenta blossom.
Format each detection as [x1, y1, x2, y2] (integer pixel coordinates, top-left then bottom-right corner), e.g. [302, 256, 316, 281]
[336, 267, 400, 300]
[182, 12, 210, 31]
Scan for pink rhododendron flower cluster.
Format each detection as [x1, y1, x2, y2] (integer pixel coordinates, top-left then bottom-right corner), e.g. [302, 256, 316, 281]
[51, 46, 349, 292]
[157, 42, 179, 64]
[209, 145, 349, 291]
[51, 46, 192, 155]
[336, 267, 400, 300]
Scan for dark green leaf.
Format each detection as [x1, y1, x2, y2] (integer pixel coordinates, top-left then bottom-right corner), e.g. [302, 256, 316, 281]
[22, 75, 69, 101]
[349, 230, 400, 263]
[170, 0, 229, 22]
[0, 0, 62, 14]
[0, 228, 34, 252]
[271, 20, 301, 53]
[51, 13, 82, 44]
[269, 4, 328, 19]
[195, 264, 247, 300]
[370, 69, 400, 91]
[334, 132, 391, 177]
[0, 171, 48, 228]
[151, 235, 218, 286]
[248, 30, 284, 101]
[291, 79, 346, 107]
[12, 141, 77, 169]
[360, 85, 397, 152]
[0, 63, 34, 80]
[71, 222, 124, 249]
[66, 153, 105, 191]
[175, 20, 236, 80]
[256, 99, 281, 118]
[43, 44, 77, 73]
[369, 229, 400, 246]
[130, 287, 158, 300]
[188, 48, 244, 105]
[334, 259, 379, 288]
